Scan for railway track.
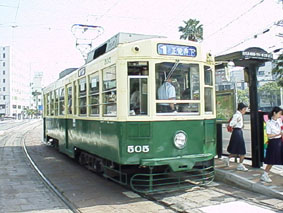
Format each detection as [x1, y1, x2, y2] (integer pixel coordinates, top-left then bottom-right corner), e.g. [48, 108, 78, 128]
[0, 120, 73, 213]
[22, 123, 81, 213]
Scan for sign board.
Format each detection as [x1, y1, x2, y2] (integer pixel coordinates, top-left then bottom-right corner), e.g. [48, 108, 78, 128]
[216, 90, 235, 121]
[157, 44, 197, 57]
[78, 67, 86, 77]
[242, 47, 273, 60]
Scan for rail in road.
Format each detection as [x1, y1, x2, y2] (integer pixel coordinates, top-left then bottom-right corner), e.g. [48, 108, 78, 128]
[0, 119, 72, 212]
[0, 120, 282, 212]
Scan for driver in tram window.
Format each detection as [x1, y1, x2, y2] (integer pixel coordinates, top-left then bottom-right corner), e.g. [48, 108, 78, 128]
[157, 77, 176, 112]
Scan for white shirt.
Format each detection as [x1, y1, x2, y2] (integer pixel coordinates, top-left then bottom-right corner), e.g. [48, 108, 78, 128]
[158, 82, 176, 100]
[229, 111, 244, 129]
[266, 118, 282, 139]
[130, 91, 140, 108]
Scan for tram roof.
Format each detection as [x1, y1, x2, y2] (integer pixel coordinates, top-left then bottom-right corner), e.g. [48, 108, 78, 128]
[86, 32, 166, 64]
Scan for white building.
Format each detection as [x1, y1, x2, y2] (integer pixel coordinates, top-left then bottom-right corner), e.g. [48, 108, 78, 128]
[216, 62, 274, 91]
[30, 72, 43, 115]
[0, 46, 30, 119]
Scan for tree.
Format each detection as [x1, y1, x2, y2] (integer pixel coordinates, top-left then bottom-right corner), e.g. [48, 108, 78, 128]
[272, 53, 283, 87]
[258, 82, 281, 107]
[178, 19, 203, 42]
[237, 88, 249, 105]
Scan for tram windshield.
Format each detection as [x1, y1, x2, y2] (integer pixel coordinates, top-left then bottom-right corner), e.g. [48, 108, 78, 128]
[156, 62, 200, 114]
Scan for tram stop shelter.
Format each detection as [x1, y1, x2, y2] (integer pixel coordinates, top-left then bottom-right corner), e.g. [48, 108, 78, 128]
[215, 47, 273, 168]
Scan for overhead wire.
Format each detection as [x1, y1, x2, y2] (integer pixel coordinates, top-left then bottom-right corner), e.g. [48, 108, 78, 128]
[204, 0, 264, 41]
[0, 4, 18, 8]
[13, 0, 20, 23]
[90, 0, 121, 22]
[216, 19, 280, 55]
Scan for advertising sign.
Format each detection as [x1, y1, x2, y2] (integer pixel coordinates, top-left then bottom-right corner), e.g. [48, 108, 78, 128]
[216, 90, 235, 121]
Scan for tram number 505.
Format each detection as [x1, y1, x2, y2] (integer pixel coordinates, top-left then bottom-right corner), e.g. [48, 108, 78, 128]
[127, 145, 149, 153]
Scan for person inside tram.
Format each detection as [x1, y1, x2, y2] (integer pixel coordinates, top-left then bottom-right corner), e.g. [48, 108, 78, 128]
[157, 76, 176, 112]
[68, 98, 72, 114]
[181, 88, 191, 100]
[130, 83, 140, 115]
[178, 88, 191, 112]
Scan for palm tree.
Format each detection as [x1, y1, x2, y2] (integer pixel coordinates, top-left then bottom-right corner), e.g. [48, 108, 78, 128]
[178, 19, 203, 42]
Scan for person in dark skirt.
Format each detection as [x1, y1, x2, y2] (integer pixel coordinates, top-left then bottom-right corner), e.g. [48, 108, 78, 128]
[224, 103, 248, 171]
[261, 106, 283, 183]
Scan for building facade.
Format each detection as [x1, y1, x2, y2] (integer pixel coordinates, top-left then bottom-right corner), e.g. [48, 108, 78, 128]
[215, 61, 281, 110]
[30, 72, 43, 116]
[0, 46, 30, 119]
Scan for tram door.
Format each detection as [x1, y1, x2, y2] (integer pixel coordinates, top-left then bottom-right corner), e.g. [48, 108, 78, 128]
[128, 61, 148, 116]
[66, 84, 73, 150]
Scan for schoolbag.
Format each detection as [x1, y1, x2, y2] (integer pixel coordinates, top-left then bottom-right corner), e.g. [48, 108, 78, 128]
[227, 117, 233, 132]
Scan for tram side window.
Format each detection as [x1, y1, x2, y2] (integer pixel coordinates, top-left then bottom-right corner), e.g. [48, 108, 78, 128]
[155, 63, 200, 114]
[204, 66, 213, 86]
[50, 92, 54, 116]
[89, 73, 99, 116]
[79, 78, 87, 115]
[59, 87, 65, 115]
[54, 89, 59, 116]
[102, 66, 116, 116]
[128, 61, 149, 116]
[46, 94, 50, 116]
[67, 86, 72, 114]
[204, 66, 213, 113]
[205, 88, 213, 112]
[74, 84, 77, 115]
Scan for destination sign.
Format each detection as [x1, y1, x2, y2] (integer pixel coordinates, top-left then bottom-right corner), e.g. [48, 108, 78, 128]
[157, 44, 197, 57]
[242, 51, 273, 60]
[78, 67, 86, 77]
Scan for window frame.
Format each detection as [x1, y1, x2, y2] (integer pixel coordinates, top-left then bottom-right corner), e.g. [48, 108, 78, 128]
[204, 65, 214, 114]
[155, 62, 201, 116]
[88, 72, 100, 117]
[102, 65, 117, 117]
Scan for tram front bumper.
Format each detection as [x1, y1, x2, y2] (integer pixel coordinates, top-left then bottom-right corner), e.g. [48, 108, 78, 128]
[140, 153, 214, 172]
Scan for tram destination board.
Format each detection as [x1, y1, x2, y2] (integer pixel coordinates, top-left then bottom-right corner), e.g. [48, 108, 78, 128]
[157, 43, 197, 57]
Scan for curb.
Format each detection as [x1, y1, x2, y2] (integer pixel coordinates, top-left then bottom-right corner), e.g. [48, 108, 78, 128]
[215, 168, 283, 200]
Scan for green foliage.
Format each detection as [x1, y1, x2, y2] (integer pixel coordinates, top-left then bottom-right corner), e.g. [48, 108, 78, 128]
[237, 89, 249, 105]
[272, 53, 283, 87]
[178, 19, 203, 42]
[258, 81, 280, 92]
[258, 82, 281, 107]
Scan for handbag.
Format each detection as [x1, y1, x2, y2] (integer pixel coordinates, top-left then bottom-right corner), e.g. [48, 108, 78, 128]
[227, 117, 233, 132]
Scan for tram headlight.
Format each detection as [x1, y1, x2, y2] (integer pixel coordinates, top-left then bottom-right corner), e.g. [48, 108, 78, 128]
[173, 131, 187, 149]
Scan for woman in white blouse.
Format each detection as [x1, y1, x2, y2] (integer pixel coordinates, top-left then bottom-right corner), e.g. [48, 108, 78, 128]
[261, 107, 283, 183]
[224, 103, 248, 171]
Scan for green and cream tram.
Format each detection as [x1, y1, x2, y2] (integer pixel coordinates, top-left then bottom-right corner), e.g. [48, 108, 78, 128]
[43, 33, 216, 193]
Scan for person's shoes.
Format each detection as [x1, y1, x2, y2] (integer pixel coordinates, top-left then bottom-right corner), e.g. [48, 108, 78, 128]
[261, 173, 272, 183]
[236, 164, 248, 171]
[223, 158, 230, 167]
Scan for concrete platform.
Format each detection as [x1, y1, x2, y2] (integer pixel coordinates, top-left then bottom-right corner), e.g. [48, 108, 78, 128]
[215, 158, 283, 200]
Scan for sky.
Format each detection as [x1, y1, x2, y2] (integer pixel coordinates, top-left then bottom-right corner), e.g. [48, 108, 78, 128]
[0, 0, 282, 85]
